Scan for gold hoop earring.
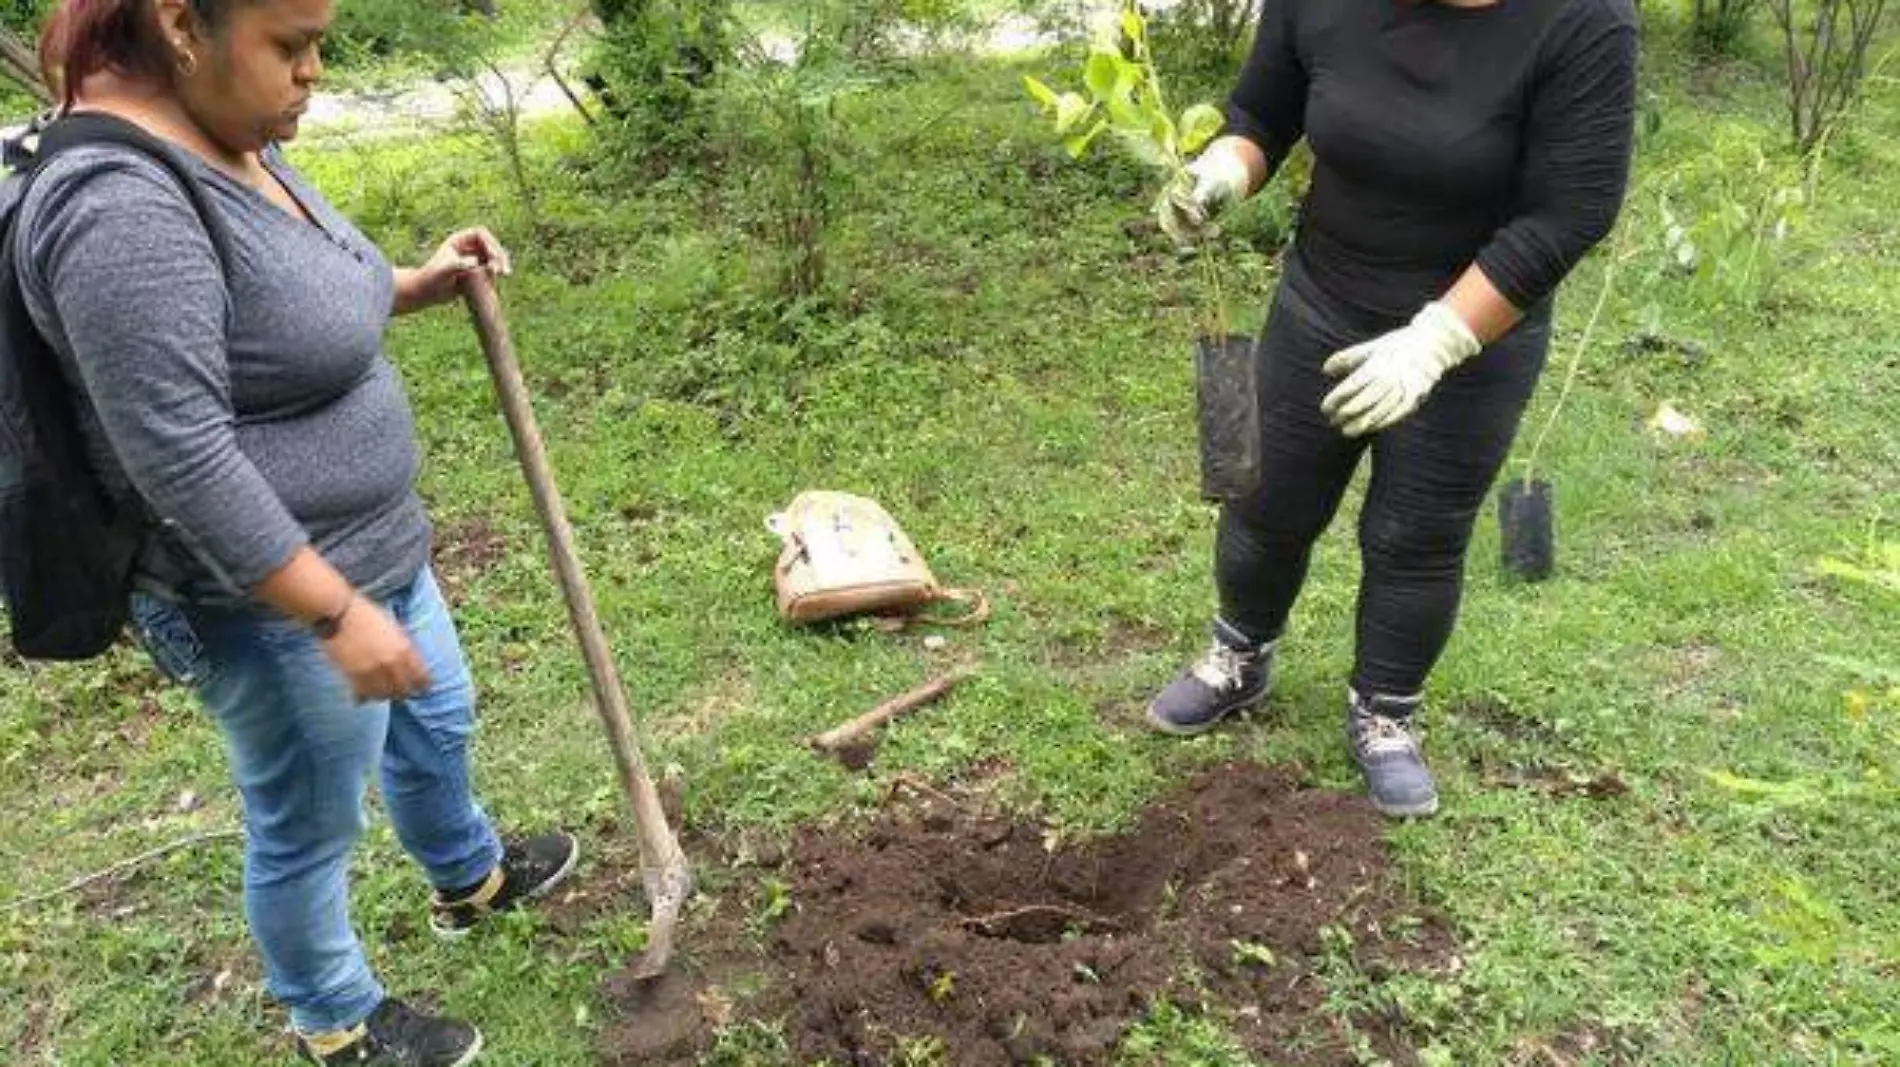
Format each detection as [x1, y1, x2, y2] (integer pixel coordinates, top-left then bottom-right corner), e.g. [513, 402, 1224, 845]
[175, 47, 198, 78]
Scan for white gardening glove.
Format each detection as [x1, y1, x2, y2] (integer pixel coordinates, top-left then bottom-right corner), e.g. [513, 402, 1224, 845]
[1319, 302, 1483, 437]
[1155, 143, 1252, 251]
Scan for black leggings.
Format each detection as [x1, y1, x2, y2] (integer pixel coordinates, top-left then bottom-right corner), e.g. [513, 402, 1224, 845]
[1216, 271, 1551, 696]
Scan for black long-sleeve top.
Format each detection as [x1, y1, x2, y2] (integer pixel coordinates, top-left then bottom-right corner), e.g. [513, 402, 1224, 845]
[1226, 0, 1639, 324]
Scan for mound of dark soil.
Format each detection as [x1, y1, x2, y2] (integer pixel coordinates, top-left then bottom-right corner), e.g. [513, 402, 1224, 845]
[601, 762, 1454, 1066]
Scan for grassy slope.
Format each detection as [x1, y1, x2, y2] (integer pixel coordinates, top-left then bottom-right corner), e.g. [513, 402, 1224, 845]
[3, 15, 1897, 1066]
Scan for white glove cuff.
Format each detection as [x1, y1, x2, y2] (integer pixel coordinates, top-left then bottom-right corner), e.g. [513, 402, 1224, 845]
[1415, 301, 1483, 365]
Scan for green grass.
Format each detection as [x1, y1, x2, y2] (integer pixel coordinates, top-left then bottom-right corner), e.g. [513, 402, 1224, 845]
[4, 12, 1899, 1066]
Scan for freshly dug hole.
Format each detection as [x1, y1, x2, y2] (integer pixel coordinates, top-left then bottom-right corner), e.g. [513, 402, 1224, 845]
[601, 763, 1455, 1066]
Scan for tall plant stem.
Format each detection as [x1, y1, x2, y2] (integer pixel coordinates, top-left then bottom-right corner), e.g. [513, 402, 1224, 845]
[1521, 223, 1632, 485]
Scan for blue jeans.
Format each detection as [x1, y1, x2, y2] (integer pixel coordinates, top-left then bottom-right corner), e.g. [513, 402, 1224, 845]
[131, 567, 503, 1034]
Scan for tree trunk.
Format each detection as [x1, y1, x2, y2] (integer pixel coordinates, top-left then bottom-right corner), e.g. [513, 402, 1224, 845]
[0, 28, 50, 107]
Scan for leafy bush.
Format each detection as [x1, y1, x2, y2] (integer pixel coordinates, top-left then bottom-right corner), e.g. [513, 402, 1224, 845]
[0, 0, 488, 79]
[715, 2, 895, 303]
[1003, 0, 1096, 46]
[0, 0, 486, 65]
[322, 0, 472, 70]
[1630, 123, 1807, 327]
[721, 62, 854, 302]
[586, 0, 731, 171]
[1689, 0, 1761, 58]
[1148, 0, 1256, 91]
[0, 0, 47, 37]
[820, 0, 977, 62]
[629, 0, 952, 303]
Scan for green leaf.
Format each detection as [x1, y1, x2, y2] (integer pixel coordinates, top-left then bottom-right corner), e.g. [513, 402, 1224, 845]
[1023, 75, 1059, 112]
[1110, 126, 1172, 170]
[1120, 6, 1145, 47]
[1103, 88, 1150, 132]
[1149, 110, 1180, 161]
[1084, 52, 1120, 101]
[1054, 93, 1094, 136]
[1086, 46, 1142, 112]
[1064, 118, 1108, 160]
[1179, 104, 1224, 155]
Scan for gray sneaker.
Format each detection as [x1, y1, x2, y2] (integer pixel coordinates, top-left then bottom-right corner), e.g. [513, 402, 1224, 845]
[1146, 620, 1275, 736]
[1346, 689, 1438, 818]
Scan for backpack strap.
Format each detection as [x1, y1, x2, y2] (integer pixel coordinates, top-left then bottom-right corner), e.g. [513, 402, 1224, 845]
[866, 588, 992, 634]
[30, 112, 235, 274]
[927, 587, 990, 627]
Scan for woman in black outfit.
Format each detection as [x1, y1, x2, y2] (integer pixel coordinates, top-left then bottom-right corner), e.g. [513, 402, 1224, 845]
[1149, 0, 1638, 817]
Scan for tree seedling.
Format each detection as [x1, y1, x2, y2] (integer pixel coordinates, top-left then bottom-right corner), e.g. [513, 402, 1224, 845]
[1500, 216, 1639, 583]
[1021, 7, 1225, 193]
[1023, 2, 1260, 502]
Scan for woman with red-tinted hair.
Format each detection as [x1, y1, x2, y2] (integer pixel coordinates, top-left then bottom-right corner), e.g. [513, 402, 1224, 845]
[17, 3, 574, 1062]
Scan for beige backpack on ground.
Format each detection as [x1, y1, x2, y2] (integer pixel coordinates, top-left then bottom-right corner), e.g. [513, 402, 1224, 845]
[768, 490, 986, 627]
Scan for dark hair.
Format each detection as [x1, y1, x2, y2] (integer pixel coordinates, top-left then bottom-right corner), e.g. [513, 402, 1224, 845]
[40, 0, 249, 109]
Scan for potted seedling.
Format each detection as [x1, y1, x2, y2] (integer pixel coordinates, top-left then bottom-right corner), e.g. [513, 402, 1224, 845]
[1024, 3, 1258, 501]
[1498, 220, 1637, 582]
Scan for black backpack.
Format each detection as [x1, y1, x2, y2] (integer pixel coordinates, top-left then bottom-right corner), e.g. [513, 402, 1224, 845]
[0, 112, 232, 661]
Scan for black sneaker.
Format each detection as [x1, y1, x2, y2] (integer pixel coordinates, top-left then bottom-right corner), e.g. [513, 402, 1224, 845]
[1146, 619, 1276, 736]
[430, 831, 581, 939]
[296, 998, 482, 1066]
